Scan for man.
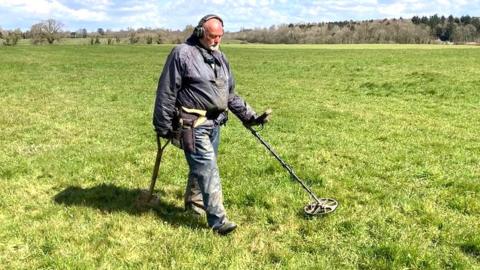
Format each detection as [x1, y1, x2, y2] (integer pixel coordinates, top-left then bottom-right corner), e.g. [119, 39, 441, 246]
[152, 14, 270, 235]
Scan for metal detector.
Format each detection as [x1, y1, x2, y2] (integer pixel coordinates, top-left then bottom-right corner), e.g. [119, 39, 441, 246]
[247, 110, 338, 216]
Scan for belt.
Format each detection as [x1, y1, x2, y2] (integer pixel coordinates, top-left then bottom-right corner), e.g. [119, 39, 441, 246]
[181, 106, 228, 128]
[181, 107, 208, 128]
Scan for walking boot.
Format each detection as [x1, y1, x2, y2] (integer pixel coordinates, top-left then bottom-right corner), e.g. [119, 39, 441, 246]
[213, 221, 237, 236]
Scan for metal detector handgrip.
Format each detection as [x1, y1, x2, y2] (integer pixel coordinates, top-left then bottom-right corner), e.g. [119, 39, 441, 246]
[255, 109, 272, 125]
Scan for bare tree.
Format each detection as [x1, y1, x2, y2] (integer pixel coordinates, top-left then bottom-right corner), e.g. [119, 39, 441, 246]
[128, 30, 139, 44]
[30, 23, 45, 44]
[452, 24, 476, 42]
[42, 19, 64, 44]
[30, 19, 63, 44]
[5, 29, 22, 46]
[155, 32, 165, 44]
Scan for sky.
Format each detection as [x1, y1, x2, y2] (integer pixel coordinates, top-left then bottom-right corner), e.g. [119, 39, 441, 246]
[0, 0, 479, 32]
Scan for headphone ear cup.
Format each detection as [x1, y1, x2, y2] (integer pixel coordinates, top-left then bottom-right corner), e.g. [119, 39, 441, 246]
[194, 26, 204, 38]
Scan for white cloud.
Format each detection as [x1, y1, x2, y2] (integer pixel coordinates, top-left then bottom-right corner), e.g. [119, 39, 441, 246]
[378, 3, 407, 17]
[375, 0, 474, 19]
[0, 0, 108, 21]
[107, 1, 169, 29]
[0, 0, 51, 16]
[70, 8, 107, 21]
[70, 0, 112, 10]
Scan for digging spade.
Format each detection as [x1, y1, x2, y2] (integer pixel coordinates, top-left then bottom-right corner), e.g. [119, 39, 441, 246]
[135, 135, 169, 210]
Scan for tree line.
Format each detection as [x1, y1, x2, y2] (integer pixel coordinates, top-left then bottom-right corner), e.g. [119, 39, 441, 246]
[1, 15, 479, 46]
[0, 19, 194, 46]
[227, 14, 480, 44]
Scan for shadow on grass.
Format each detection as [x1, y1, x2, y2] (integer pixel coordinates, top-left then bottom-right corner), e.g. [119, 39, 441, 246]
[53, 183, 205, 229]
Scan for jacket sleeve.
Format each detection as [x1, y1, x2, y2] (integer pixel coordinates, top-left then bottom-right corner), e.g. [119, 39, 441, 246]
[152, 47, 184, 135]
[224, 55, 257, 123]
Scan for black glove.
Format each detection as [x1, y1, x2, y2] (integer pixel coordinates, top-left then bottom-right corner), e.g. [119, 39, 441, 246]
[245, 109, 272, 127]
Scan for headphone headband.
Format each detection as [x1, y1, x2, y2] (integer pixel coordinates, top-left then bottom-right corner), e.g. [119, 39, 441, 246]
[197, 14, 223, 27]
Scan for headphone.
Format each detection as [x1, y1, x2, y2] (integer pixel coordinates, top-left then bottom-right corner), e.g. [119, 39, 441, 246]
[193, 14, 224, 39]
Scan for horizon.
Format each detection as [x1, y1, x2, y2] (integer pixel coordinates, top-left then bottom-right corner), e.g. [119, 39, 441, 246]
[1, 1, 479, 32]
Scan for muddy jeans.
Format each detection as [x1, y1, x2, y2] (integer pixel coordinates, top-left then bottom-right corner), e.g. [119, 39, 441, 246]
[184, 120, 228, 228]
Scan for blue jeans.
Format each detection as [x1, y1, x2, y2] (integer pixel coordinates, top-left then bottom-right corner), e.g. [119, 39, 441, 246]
[184, 121, 227, 228]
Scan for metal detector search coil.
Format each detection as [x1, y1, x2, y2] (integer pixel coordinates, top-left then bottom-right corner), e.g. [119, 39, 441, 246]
[304, 198, 338, 216]
[247, 117, 338, 216]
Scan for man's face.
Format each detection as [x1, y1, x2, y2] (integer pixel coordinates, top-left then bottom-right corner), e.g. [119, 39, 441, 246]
[200, 19, 223, 51]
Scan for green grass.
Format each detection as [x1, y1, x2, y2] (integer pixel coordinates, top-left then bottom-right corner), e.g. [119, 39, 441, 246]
[1, 44, 479, 269]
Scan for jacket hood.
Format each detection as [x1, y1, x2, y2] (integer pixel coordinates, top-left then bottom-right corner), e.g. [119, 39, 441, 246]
[186, 34, 200, 46]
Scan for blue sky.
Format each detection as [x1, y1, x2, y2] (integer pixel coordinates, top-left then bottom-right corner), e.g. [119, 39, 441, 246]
[1, 0, 479, 32]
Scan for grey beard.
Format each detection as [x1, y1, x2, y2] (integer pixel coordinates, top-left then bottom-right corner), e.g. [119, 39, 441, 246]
[209, 44, 220, 51]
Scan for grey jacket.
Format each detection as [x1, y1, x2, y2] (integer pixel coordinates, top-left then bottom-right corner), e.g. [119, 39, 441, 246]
[153, 35, 256, 136]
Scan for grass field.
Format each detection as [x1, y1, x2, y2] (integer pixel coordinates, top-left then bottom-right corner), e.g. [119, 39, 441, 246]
[1, 44, 479, 269]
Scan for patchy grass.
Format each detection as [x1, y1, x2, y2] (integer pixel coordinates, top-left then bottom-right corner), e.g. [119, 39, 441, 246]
[0, 44, 479, 269]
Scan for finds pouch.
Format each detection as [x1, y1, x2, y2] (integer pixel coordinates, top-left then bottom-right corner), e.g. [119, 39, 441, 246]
[181, 126, 195, 153]
[179, 112, 199, 153]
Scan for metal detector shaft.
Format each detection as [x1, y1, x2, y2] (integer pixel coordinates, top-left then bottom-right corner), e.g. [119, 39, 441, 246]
[247, 125, 322, 204]
[147, 135, 169, 200]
